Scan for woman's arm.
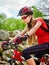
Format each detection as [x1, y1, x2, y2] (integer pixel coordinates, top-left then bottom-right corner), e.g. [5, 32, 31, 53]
[27, 21, 42, 36]
[9, 26, 27, 42]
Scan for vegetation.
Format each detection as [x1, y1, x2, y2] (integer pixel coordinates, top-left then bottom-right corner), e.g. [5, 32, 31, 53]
[0, 6, 44, 31]
[32, 6, 44, 18]
[2, 18, 26, 31]
[0, 14, 26, 31]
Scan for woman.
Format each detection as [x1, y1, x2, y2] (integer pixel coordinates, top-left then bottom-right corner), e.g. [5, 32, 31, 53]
[10, 6, 49, 65]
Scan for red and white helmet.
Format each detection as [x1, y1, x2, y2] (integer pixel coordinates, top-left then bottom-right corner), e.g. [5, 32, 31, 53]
[18, 6, 33, 16]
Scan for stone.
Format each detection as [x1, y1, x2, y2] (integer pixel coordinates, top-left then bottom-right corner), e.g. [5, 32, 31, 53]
[0, 30, 10, 40]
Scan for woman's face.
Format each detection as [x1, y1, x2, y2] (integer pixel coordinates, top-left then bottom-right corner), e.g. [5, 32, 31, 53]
[21, 15, 32, 24]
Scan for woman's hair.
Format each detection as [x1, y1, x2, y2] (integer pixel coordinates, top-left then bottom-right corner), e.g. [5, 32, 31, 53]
[27, 17, 37, 46]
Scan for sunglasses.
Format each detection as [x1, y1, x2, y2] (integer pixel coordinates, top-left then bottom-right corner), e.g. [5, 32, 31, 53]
[22, 15, 28, 19]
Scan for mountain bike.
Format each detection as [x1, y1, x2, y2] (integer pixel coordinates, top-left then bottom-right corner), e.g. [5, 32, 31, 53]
[1, 41, 49, 65]
[8, 42, 49, 65]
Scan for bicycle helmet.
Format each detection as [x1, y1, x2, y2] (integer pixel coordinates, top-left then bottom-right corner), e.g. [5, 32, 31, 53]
[18, 6, 33, 16]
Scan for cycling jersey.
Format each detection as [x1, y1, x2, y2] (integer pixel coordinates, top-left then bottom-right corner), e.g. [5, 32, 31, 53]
[35, 18, 49, 44]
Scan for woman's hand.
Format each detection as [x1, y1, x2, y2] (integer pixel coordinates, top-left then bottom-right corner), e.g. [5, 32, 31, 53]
[15, 34, 29, 44]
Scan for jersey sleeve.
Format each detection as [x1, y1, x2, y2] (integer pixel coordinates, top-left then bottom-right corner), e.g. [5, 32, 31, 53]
[37, 18, 48, 29]
[37, 17, 44, 23]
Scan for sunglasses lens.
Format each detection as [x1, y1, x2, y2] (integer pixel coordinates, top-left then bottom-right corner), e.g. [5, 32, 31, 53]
[22, 16, 28, 19]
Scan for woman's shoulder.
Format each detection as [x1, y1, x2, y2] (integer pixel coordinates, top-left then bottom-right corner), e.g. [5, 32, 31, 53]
[33, 17, 44, 25]
[34, 17, 43, 20]
[34, 17, 44, 23]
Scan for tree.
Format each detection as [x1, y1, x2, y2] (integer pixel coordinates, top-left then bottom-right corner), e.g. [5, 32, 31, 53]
[0, 13, 6, 20]
[32, 6, 44, 18]
[36, 0, 49, 18]
[0, 13, 7, 29]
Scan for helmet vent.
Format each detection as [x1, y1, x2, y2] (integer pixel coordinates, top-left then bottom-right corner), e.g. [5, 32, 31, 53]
[22, 7, 28, 13]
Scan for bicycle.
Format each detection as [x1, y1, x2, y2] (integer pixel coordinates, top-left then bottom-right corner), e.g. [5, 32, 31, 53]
[1, 41, 49, 65]
[8, 42, 49, 65]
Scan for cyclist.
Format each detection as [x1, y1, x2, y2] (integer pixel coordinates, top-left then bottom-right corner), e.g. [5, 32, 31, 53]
[9, 6, 49, 65]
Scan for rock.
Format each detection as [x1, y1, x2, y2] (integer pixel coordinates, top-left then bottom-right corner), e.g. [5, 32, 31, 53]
[13, 30, 21, 36]
[0, 30, 10, 40]
[9, 30, 21, 37]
